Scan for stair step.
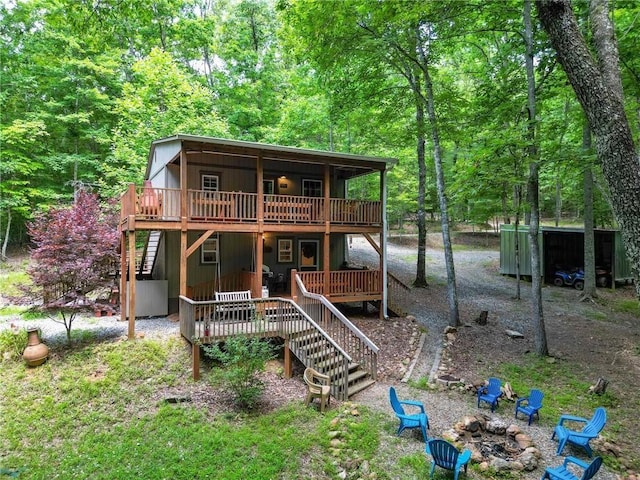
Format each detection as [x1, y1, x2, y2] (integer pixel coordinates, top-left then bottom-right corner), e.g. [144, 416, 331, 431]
[347, 369, 368, 384]
[347, 378, 376, 397]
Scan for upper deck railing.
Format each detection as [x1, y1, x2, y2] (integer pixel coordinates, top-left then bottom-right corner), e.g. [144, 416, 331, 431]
[120, 184, 382, 226]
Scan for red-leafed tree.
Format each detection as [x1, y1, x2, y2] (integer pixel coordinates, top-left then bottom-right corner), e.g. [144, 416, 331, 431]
[27, 191, 119, 343]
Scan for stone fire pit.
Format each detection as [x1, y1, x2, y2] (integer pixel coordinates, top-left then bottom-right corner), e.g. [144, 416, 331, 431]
[441, 414, 541, 472]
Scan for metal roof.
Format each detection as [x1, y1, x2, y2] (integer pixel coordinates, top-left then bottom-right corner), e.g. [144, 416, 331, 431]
[150, 134, 398, 168]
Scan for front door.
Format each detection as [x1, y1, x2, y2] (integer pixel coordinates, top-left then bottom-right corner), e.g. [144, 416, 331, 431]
[298, 240, 319, 271]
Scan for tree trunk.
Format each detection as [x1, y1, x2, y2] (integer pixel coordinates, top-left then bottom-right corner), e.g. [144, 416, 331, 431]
[414, 96, 428, 288]
[582, 121, 597, 299]
[525, 0, 548, 355]
[1, 209, 11, 261]
[537, 0, 640, 298]
[422, 64, 459, 326]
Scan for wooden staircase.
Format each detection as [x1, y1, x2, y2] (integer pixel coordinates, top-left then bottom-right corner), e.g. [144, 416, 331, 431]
[124, 231, 162, 278]
[288, 326, 375, 400]
[139, 231, 161, 276]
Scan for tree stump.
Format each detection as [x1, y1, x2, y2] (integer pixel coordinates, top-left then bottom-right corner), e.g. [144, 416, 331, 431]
[589, 377, 609, 395]
[476, 310, 488, 326]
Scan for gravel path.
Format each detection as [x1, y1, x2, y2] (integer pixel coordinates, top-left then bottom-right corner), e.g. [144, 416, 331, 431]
[1, 315, 179, 348]
[348, 235, 617, 480]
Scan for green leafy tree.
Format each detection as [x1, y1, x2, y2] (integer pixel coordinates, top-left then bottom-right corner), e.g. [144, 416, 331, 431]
[106, 48, 230, 191]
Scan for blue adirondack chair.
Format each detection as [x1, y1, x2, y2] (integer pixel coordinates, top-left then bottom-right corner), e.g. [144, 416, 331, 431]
[477, 377, 502, 412]
[425, 439, 471, 480]
[552, 407, 606, 456]
[515, 389, 544, 425]
[541, 456, 603, 480]
[389, 386, 429, 442]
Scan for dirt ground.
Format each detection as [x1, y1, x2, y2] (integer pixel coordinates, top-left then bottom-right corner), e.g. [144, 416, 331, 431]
[348, 233, 640, 473]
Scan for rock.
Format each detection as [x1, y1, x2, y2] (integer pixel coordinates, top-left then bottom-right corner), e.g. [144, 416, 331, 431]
[330, 438, 343, 448]
[489, 457, 513, 472]
[328, 431, 341, 439]
[505, 329, 524, 338]
[469, 444, 484, 463]
[453, 422, 466, 434]
[406, 315, 416, 322]
[444, 325, 457, 334]
[506, 424, 521, 437]
[338, 469, 347, 479]
[524, 446, 542, 458]
[360, 460, 370, 475]
[517, 451, 538, 471]
[463, 416, 480, 432]
[478, 462, 490, 471]
[442, 429, 460, 443]
[330, 417, 341, 427]
[486, 419, 507, 435]
[515, 433, 533, 449]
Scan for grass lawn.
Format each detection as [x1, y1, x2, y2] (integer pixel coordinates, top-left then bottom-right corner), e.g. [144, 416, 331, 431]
[0, 333, 420, 480]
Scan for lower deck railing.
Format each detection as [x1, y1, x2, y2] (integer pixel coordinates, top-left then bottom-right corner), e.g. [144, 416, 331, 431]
[297, 269, 381, 298]
[178, 295, 352, 400]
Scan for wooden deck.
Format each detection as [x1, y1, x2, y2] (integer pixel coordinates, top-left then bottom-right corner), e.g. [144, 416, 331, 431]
[120, 186, 382, 228]
[179, 294, 378, 400]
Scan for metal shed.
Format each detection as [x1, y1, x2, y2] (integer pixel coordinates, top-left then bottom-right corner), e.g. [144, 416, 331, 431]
[499, 224, 634, 285]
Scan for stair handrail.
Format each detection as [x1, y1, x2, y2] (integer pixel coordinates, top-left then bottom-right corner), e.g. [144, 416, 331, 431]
[178, 295, 353, 400]
[388, 271, 410, 291]
[295, 275, 379, 354]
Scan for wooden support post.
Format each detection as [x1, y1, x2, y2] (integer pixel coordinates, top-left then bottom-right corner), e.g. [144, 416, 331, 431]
[127, 229, 136, 339]
[119, 232, 127, 322]
[192, 342, 200, 381]
[323, 164, 331, 296]
[291, 269, 298, 302]
[283, 341, 292, 378]
[256, 233, 264, 297]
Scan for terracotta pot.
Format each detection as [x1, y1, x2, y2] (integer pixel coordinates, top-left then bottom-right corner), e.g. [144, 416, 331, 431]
[23, 328, 49, 367]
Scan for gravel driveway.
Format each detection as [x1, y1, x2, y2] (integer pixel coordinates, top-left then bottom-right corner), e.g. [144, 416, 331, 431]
[347, 234, 618, 480]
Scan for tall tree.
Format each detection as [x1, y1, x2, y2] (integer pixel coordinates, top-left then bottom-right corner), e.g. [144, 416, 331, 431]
[524, 0, 548, 356]
[537, 0, 640, 298]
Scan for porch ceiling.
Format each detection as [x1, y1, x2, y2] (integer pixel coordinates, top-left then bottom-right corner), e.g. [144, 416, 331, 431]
[151, 134, 397, 180]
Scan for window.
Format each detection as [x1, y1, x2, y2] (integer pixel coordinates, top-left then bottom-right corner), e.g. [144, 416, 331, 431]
[263, 179, 275, 194]
[302, 179, 322, 197]
[201, 236, 219, 264]
[201, 174, 219, 192]
[277, 238, 293, 263]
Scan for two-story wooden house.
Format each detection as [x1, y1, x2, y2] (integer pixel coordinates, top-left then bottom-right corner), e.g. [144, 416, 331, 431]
[119, 134, 398, 398]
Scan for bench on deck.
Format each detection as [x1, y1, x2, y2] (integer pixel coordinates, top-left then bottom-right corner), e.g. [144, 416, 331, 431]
[214, 290, 255, 322]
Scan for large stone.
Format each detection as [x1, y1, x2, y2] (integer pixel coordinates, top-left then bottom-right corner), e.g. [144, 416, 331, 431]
[515, 433, 533, 449]
[489, 457, 513, 472]
[468, 444, 484, 463]
[506, 424, 521, 437]
[524, 446, 542, 459]
[486, 419, 508, 435]
[463, 416, 481, 432]
[442, 429, 461, 443]
[517, 451, 539, 471]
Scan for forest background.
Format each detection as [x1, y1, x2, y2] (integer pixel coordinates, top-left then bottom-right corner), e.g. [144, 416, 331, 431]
[1, 0, 639, 255]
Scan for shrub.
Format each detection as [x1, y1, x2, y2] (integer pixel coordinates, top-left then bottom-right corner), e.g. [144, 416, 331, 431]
[0, 325, 28, 360]
[203, 335, 277, 410]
